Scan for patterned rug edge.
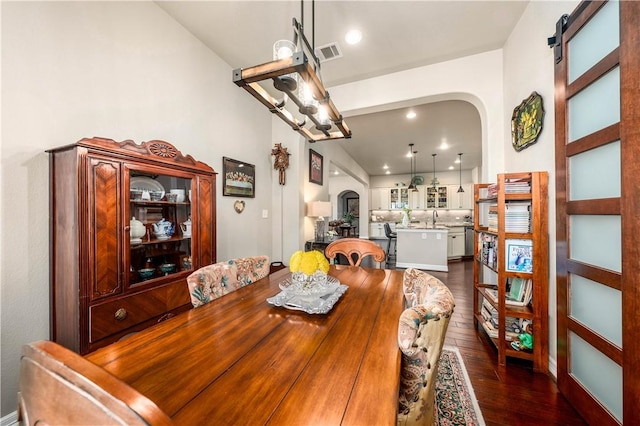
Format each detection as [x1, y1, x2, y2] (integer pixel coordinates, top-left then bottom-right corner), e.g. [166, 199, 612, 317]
[436, 345, 486, 426]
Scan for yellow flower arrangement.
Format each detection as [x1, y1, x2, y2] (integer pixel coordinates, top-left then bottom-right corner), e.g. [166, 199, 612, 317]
[289, 250, 330, 275]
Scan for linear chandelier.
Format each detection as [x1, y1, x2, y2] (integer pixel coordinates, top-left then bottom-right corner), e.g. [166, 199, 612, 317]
[232, 2, 351, 142]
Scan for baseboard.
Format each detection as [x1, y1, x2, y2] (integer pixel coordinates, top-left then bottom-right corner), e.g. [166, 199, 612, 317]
[548, 355, 558, 380]
[1, 411, 17, 426]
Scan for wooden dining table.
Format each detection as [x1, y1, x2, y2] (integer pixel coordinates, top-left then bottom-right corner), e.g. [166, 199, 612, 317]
[85, 265, 406, 425]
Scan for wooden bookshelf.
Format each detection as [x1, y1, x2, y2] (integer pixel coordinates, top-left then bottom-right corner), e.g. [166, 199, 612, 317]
[473, 172, 548, 372]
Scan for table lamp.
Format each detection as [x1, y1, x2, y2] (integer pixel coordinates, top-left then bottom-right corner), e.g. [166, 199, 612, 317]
[307, 201, 332, 241]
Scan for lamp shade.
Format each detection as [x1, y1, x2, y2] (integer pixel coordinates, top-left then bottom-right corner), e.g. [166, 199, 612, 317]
[307, 201, 332, 218]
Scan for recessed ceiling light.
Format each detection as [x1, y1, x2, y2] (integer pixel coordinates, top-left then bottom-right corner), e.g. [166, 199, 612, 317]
[334, 170, 339, 175]
[455, 158, 461, 164]
[383, 164, 389, 169]
[406, 111, 416, 119]
[345, 29, 362, 45]
[440, 142, 449, 150]
[448, 166, 454, 170]
[385, 170, 390, 175]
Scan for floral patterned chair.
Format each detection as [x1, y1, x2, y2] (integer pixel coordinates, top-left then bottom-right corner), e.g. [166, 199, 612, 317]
[397, 268, 455, 426]
[187, 255, 270, 308]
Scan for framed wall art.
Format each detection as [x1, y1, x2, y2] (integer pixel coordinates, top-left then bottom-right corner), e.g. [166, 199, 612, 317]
[223, 157, 255, 198]
[309, 149, 323, 185]
[346, 197, 359, 218]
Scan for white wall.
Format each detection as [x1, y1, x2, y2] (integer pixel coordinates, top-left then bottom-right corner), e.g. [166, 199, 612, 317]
[0, 1, 273, 415]
[502, 0, 580, 376]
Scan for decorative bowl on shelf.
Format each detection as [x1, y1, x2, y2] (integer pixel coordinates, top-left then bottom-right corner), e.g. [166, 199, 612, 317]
[138, 268, 155, 280]
[149, 191, 163, 201]
[159, 263, 176, 275]
[130, 189, 143, 200]
[165, 193, 178, 202]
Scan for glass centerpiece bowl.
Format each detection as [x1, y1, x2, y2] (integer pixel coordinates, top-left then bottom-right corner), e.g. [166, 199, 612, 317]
[281, 250, 336, 295]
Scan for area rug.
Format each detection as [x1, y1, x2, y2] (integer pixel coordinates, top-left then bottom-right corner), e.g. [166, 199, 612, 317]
[435, 346, 486, 426]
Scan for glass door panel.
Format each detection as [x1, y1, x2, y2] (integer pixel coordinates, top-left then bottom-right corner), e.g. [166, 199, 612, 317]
[568, 0, 619, 83]
[569, 141, 620, 200]
[570, 332, 622, 422]
[569, 215, 621, 272]
[129, 171, 192, 285]
[568, 66, 620, 142]
[569, 274, 622, 346]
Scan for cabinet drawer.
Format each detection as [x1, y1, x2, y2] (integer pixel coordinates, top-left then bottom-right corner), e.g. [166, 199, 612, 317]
[89, 280, 190, 343]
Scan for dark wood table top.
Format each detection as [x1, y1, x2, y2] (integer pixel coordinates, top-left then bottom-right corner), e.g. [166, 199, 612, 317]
[86, 265, 405, 425]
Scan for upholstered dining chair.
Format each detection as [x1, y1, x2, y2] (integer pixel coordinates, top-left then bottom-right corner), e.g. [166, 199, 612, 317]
[187, 255, 270, 307]
[397, 268, 455, 426]
[324, 238, 386, 267]
[18, 340, 173, 426]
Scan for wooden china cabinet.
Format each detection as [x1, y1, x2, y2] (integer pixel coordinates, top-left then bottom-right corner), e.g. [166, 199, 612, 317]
[48, 137, 216, 354]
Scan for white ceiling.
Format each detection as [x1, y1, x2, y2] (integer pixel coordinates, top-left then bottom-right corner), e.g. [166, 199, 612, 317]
[157, 0, 529, 177]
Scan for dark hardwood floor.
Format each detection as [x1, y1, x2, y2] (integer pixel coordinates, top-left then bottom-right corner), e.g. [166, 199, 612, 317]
[397, 259, 587, 426]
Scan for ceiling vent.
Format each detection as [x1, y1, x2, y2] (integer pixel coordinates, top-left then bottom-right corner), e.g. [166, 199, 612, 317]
[314, 42, 343, 63]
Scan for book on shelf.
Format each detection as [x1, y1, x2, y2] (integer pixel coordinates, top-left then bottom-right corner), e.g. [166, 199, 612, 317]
[478, 233, 498, 269]
[504, 202, 531, 233]
[484, 278, 532, 307]
[488, 204, 498, 232]
[485, 288, 499, 304]
[480, 320, 520, 341]
[505, 239, 533, 273]
[504, 178, 531, 194]
[487, 183, 498, 197]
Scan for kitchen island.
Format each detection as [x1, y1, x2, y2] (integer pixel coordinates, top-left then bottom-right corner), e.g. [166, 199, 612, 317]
[395, 225, 449, 271]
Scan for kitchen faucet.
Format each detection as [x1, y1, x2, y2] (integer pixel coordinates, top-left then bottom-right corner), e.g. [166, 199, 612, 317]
[432, 209, 439, 227]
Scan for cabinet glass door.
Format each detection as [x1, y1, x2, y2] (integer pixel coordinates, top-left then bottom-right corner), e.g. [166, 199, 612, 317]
[128, 171, 193, 286]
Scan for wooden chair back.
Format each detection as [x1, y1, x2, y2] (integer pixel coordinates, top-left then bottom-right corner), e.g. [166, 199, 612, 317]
[18, 340, 173, 426]
[324, 238, 386, 267]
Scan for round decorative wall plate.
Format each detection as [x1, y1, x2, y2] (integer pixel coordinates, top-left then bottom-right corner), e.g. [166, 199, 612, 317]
[234, 200, 245, 214]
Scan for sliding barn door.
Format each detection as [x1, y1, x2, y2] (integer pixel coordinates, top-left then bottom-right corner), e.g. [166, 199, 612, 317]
[554, 0, 640, 424]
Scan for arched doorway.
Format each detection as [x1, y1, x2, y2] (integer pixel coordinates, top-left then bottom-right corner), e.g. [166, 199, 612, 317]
[337, 190, 359, 237]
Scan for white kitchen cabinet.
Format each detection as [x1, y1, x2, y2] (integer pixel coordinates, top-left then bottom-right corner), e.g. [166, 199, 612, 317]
[370, 188, 391, 210]
[447, 227, 466, 258]
[369, 222, 395, 238]
[461, 183, 474, 209]
[369, 223, 385, 238]
[447, 184, 474, 209]
[409, 185, 426, 209]
[390, 187, 409, 209]
[426, 186, 448, 208]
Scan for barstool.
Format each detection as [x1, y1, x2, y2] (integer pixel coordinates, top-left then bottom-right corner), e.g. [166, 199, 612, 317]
[384, 222, 397, 263]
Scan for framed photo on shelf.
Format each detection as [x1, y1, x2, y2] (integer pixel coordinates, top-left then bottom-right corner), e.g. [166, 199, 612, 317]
[223, 157, 255, 198]
[505, 239, 533, 273]
[309, 149, 323, 185]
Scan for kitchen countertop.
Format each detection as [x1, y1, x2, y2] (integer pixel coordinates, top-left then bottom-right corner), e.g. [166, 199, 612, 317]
[395, 225, 449, 231]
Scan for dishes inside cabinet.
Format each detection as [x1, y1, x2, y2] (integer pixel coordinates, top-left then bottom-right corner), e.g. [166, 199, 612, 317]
[130, 176, 165, 200]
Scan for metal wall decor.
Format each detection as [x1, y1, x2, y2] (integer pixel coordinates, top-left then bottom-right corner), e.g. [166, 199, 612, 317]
[511, 91, 544, 152]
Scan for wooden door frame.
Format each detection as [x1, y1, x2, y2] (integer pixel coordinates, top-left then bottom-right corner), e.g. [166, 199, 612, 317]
[555, 1, 640, 424]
